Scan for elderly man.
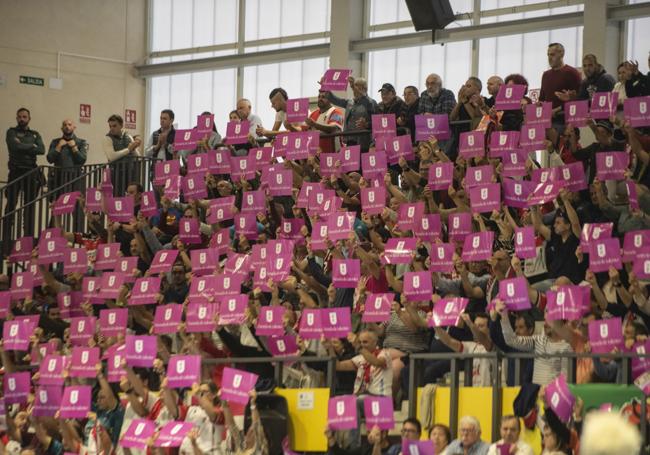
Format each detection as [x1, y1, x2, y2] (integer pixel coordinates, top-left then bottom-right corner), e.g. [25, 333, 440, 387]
[236, 97, 264, 144]
[326, 75, 377, 152]
[377, 82, 406, 117]
[418, 73, 457, 115]
[487, 415, 534, 455]
[446, 416, 489, 455]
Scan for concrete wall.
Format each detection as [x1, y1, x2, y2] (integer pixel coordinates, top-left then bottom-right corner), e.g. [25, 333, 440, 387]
[0, 0, 148, 183]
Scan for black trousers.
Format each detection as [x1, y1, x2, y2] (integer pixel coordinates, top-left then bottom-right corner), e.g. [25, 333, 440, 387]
[3, 166, 42, 245]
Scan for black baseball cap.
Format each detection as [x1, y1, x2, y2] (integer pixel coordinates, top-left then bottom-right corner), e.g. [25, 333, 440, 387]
[378, 83, 396, 93]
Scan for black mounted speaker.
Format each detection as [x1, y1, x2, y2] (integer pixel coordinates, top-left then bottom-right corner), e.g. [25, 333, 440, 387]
[404, 0, 455, 31]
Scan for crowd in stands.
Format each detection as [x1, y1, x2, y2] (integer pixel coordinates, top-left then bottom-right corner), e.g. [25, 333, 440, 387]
[2, 41, 650, 454]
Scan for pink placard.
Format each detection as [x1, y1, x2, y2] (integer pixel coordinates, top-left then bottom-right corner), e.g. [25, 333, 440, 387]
[225, 120, 251, 145]
[139, 190, 158, 217]
[153, 304, 183, 334]
[60, 385, 92, 419]
[272, 134, 290, 157]
[489, 131, 520, 157]
[398, 202, 425, 231]
[285, 131, 314, 161]
[69, 346, 100, 378]
[213, 274, 243, 302]
[546, 286, 585, 321]
[428, 243, 454, 273]
[106, 196, 134, 223]
[383, 238, 417, 265]
[428, 162, 454, 190]
[155, 421, 194, 448]
[98, 272, 126, 299]
[362, 293, 394, 323]
[327, 212, 355, 241]
[38, 354, 66, 386]
[469, 183, 501, 213]
[525, 102, 552, 127]
[415, 114, 451, 141]
[623, 230, 650, 262]
[527, 181, 564, 206]
[125, 335, 157, 367]
[163, 175, 181, 200]
[588, 318, 623, 354]
[115, 256, 139, 281]
[461, 231, 494, 262]
[429, 297, 469, 327]
[231, 154, 256, 181]
[167, 355, 201, 388]
[267, 168, 293, 197]
[385, 135, 415, 164]
[182, 174, 208, 200]
[185, 302, 217, 333]
[545, 374, 575, 423]
[340, 145, 361, 172]
[179, 217, 202, 245]
[596, 152, 628, 181]
[149, 249, 179, 274]
[3, 372, 31, 404]
[279, 218, 305, 243]
[10, 236, 33, 262]
[627, 180, 640, 211]
[267, 335, 300, 356]
[590, 92, 618, 119]
[106, 348, 126, 383]
[495, 84, 526, 110]
[85, 187, 103, 213]
[501, 149, 528, 177]
[252, 146, 273, 171]
[364, 396, 394, 430]
[588, 237, 622, 273]
[322, 307, 352, 339]
[361, 151, 388, 181]
[558, 162, 588, 192]
[99, 308, 128, 338]
[208, 148, 231, 174]
[53, 191, 80, 215]
[498, 277, 531, 311]
[128, 277, 161, 306]
[465, 165, 494, 188]
[402, 440, 435, 455]
[361, 186, 386, 215]
[240, 190, 265, 214]
[458, 131, 485, 159]
[286, 98, 310, 123]
[70, 316, 96, 346]
[514, 226, 537, 259]
[298, 309, 323, 339]
[189, 275, 217, 304]
[502, 178, 534, 208]
[196, 113, 214, 135]
[448, 212, 472, 241]
[403, 271, 433, 301]
[320, 153, 341, 178]
[120, 419, 156, 450]
[154, 160, 181, 186]
[372, 114, 397, 138]
[327, 395, 357, 430]
[256, 306, 286, 336]
[173, 129, 197, 150]
[190, 248, 217, 276]
[519, 125, 546, 151]
[564, 100, 589, 127]
[632, 340, 650, 379]
[580, 222, 613, 248]
[33, 386, 63, 417]
[624, 96, 650, 127]
[207, 196, 236, 224]
[413, 213, 441, 242]
[220, 367, 258, 405]
[37, 236, 66, 265]
[320, 68, 352, 91]
[332, 259, 361, 289]
[218, 295, 248, 325]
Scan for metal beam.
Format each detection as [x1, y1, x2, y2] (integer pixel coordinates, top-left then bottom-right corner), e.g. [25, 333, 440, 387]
[608, 1, 650, 21]
[350, 11, 583, 53]
[136, 43, 329, 77]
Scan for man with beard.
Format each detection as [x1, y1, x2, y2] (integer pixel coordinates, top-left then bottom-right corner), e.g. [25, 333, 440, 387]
[102, 114, 142, 196]
[577, 54, 616, 100]
[4, 107, 46, 237]
[256, 87, 302, 138]
[306, 91, 344, 153]
[327, 76, 378, 152]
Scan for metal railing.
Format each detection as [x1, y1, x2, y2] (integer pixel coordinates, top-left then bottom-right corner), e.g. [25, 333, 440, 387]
[407, 351, 650, 442]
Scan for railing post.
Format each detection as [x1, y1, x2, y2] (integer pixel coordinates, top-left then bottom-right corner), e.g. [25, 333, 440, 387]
[642, 395, 648, 447]
[408, 355, 417, 418]
[567, 355, 576, 384]
[514, 357, 521, 386]
[622, 356, 630, 384]
[327, 356, 335, 394]
[463, 358, 472, 386]
[274, 361, 283, 388]
[450, 358, 459, 439]
[491, 353, 501, 442]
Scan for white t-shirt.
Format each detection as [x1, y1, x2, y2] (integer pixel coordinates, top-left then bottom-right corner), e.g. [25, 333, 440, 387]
[351, 349, 392, 396]
[461, 342, 492, 387]
[180, 405, 224, 454]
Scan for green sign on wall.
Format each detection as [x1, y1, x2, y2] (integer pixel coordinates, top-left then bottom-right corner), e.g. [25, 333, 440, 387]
[19, 75, 44, 86]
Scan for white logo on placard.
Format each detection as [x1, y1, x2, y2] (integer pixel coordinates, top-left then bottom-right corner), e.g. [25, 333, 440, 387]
[184, 131, 192, 141]
[223, 277, 231, 289]
[600, 324, 609, 338]
[444, 301, 455, 314]
[233, 374, 242, 388]
[176, 360, 185, 374]
[70, 390, 79, 405]
[472, 236, 481, 248]
[435, 167, 442, 178]
[115, 200, 122, 211]
[381, 118, 388, 128]
[551, 392, 560, 408]
[16, 276, 23, 287]
[141, 281, 149, 292]
[371, 401, 380, 416]
[499, 134, 507, 146]
[427, 118, 435, 129]
[536, 107, 542, 117]
[467, 135, 474, 146]
[7, 378, 16, 391]
[77, 320, 86, 332]
[135, 340, 143, 353]
[369, 156, 376, 166]
[407, 207, 415, 218]
[412, 275, 420, 289]
[48, 358, 57, 372]
[277, 340, 286, 352]
[336, 401, 346, 415]
[569, 105, 577, 116]
[306, 313, 314, 326]
[134, 422, 146, 436]
[81, 350, 89, 363]
[339, 263, 347, 276]
[39, 390, 48, 403]
[170, 424, 183, 435]
[505, 87, 513, 98]
[108, 313, 116, 325]
[597, 244, 606, 258]
[198, 306, 207, 319]
[480, 188, 488, 200]
[329, 312, 338, 325]
[514, 184, 522, 196]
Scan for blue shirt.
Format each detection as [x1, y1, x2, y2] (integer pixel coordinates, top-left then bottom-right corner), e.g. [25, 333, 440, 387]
[445, 439, 490, 455]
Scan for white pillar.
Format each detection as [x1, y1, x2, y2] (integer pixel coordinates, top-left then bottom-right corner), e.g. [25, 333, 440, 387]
[583, 0, 622, 75]
[329, 0, 365, 76]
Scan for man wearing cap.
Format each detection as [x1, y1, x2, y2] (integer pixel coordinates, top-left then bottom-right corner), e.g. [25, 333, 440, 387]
[376, 83, 406, 118]
[306, 91, 344, 154]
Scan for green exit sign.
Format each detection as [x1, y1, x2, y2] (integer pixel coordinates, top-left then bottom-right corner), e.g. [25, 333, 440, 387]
[19, 75, 44, 86]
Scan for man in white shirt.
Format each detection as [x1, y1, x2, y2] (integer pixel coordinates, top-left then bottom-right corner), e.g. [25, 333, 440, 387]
[487, 415, 534, 455]
[255, 87, 302, 138]
[236, 98, 263, 144]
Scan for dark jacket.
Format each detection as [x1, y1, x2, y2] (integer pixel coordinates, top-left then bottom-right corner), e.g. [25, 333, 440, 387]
[578, 68, 616, 100]
[6, 126, 45, 169]
[47, 135, 88, 167]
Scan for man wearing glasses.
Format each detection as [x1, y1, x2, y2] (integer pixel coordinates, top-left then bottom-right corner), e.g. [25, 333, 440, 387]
[446, 416, 489, 455]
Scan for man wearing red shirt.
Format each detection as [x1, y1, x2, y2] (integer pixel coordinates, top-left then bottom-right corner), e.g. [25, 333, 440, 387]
[306, 91, 344, 153]
[539, 43, 582, 124]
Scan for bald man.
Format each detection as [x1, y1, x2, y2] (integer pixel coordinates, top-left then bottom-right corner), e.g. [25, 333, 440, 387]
[485, 75, 504, 108]
[47, 119, 88, 204]
[417, 73, 457, 115]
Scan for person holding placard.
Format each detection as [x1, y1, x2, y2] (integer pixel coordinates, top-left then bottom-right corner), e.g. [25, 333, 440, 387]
[255, 87, 302, 138]
[222, 390, 269, 455]
[486, 415, 534, 455]
[577, 55, 616, 101]
[306, 91, 344, 153]
[236, 98, 264, 145]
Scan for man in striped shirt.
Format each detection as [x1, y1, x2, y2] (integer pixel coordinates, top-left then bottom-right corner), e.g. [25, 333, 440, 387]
[496, 300, 572, 385]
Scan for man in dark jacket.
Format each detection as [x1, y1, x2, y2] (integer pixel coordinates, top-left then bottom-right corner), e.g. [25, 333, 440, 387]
[4, 107, 46, 238]
[376, 83, 407, 118]
[578, 54, 616, 100]
[46, 119, 88, 201]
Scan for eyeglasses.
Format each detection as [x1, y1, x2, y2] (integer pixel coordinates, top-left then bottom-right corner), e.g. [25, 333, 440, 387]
[459, 428, 476, 434]
[401, 428, 418, 435]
